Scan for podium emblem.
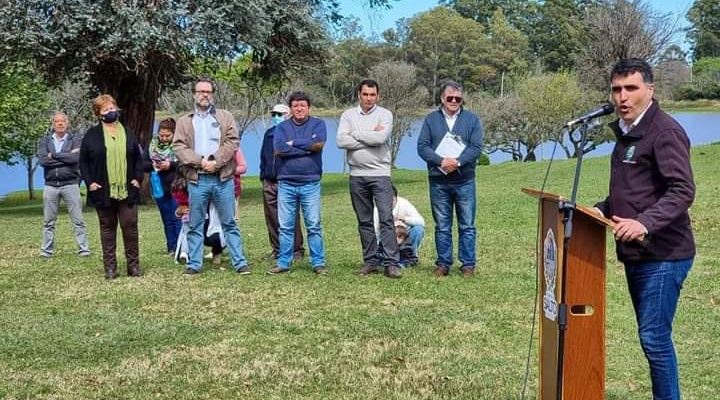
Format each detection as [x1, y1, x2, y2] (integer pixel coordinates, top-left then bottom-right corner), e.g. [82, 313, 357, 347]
[543, 228, 558, 321]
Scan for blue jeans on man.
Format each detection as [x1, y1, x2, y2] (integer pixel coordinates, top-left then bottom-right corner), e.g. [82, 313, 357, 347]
[625, 257, 693, 400]
[277, 181, 325, 271]
[187, 175, 247, 272]
[429, 178, 476, 270]
[155, 192, 182, 253]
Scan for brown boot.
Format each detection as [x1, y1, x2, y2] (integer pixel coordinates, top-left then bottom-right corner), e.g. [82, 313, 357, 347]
[384, 265, 402, 279]
[104, 265, 118, 280]
[128, 264, 144, 277]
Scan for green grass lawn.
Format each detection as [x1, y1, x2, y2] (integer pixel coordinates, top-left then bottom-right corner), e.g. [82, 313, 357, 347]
[1, 144, 718, 399]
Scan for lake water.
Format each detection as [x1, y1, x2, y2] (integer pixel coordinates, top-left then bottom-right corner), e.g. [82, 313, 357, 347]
[2, 112, 719, 196]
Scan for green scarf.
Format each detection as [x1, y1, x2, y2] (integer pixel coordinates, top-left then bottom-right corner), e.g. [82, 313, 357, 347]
[149, 135, 176, 161]
[103, 123, 128, 200]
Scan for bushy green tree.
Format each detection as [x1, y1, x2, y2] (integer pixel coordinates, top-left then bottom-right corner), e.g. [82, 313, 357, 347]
[407, 7, 492, 102]
[0, 0, 368, 146]
[0, 62, 51, 199]
[687, 0, 720, 60]
[531, 0, 587, 71]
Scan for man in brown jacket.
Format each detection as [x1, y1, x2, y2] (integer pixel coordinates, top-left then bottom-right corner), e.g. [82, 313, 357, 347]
[173, 78, 249, 275]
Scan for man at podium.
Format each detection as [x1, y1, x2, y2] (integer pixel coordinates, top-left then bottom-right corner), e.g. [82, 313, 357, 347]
[594, 58, 695, 400]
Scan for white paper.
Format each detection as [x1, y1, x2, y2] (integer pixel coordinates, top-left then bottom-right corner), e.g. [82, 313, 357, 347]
[435, 132, 466, 174]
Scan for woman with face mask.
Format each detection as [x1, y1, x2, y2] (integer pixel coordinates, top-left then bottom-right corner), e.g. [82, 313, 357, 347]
[142, 118, 182, 256]
[79, 94, 144, 279]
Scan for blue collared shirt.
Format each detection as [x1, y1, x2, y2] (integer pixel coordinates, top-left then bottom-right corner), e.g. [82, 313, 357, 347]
[192, 107, 221, 158]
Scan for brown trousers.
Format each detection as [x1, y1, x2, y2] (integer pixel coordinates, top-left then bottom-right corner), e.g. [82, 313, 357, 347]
[96, 199, 140, 274]
[262, 180, 304, 257]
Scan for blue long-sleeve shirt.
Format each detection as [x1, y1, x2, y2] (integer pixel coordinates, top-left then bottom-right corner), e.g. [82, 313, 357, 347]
[417, 108, 484, 182]
[273, 117, 326, 184]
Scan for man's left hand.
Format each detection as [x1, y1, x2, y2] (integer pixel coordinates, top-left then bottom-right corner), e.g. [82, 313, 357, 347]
[611, 216, 647, 242]
[130, 179, 140, 188]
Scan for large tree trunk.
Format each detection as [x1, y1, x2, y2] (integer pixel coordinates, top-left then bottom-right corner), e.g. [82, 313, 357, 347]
[91, 64, 161, 148]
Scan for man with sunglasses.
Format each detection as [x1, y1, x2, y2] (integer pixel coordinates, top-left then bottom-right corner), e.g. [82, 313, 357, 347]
[417, 80, 484, 278]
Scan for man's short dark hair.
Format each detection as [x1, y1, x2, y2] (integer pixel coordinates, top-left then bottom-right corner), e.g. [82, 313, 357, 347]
[357, 79, 380, 94]
[440, 80, 464, 95]
[288, 91, 311, 107]
[194, 77, 216, 93]
[610, 58, 654, 84]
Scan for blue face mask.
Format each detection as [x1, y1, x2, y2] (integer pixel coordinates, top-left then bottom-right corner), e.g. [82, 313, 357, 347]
[101, 110, 120, 123]
[271, 115, 284, 126]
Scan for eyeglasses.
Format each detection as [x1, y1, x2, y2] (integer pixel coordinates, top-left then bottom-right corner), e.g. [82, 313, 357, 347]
[445, 96, 463, 103]
[195, 90, 213, 95]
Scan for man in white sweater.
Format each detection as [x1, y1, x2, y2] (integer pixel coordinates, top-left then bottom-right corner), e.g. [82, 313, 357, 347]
[337, 79, 401, 279]
[373, 186, 426, 267]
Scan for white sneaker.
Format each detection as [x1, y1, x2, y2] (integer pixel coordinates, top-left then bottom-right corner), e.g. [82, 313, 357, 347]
[204, 252, 213, 259]
[179, 252, 188, 264]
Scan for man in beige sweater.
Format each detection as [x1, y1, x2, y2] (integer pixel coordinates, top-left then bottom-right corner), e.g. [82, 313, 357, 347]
[337, 79, 401, 279]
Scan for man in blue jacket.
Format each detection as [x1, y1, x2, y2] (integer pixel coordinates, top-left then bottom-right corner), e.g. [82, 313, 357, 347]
[269, 92, 327, 275]
[417, 81, 483, 277]
[37, 112, 90, 258]
[259, 104, 305, 261]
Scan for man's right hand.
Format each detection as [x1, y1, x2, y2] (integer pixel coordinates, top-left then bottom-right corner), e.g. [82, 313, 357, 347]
[89, 182, 102, 191]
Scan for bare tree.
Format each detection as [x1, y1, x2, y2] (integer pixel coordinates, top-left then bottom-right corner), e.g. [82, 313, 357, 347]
[159, 81, 266, 138]
[48, 79, 96, 137]
[577, 0, 679, 91]
[368, 61, 428, 167]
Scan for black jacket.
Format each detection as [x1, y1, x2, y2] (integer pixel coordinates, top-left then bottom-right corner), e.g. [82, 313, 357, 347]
[79, 124, 144, 208]
[37, 133, 82, 187]
[259, 126, 278, 181]
[595, 100, 695, 262]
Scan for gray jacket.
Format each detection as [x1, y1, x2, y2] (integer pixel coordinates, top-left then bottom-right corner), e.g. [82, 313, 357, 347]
[37, 133, 82, 187]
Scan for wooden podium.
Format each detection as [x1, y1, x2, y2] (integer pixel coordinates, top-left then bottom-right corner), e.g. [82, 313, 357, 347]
[522, 188, 612, 400]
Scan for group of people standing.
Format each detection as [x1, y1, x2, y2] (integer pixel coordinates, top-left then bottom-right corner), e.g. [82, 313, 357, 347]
[37, 58, 696, 399]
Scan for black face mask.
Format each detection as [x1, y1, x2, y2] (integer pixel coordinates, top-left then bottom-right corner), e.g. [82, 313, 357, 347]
[101, 110, 120, 123]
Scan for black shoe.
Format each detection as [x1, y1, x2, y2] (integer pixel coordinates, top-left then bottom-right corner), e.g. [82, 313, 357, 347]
[267, 267, 290, 275]
[236, 266, 251, 275]
[184, 267, 200, 275]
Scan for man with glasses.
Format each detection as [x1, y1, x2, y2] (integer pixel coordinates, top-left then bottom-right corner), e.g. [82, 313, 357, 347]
[337, 79, 401, 279]
[173, 78, 250, 275]
[417, 80, 483, 278]
[259, 104, 305, 261]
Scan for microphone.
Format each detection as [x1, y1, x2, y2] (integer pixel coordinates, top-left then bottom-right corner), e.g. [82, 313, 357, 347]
[565, 103, 615, 128]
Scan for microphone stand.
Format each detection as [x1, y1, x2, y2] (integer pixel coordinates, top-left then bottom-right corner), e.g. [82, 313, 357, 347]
[555, 120, 593, 400]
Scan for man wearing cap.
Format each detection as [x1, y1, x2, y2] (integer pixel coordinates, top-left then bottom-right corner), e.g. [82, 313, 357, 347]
[259, 104, 305, 261]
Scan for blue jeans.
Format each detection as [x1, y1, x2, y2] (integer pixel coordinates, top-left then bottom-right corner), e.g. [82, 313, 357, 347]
[155, 192, 182, 252]
[625, 257, 693, 400]
[429, 179, 476, 270]
[277, 181, 325, 270]
[187, 175, 247, 271]
[407, 224, 425, 257]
